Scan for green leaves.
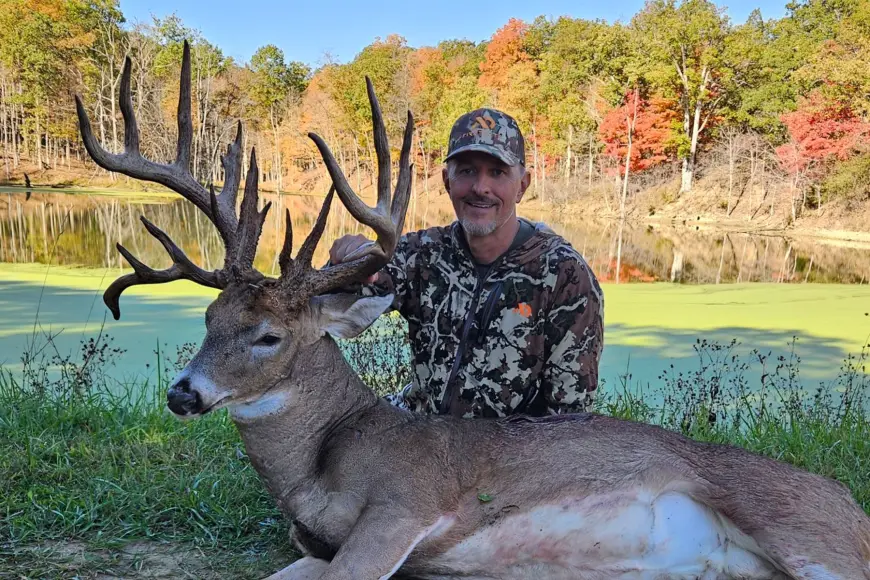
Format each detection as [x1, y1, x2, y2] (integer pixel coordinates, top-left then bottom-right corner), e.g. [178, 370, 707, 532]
[250, 44, 310, 111]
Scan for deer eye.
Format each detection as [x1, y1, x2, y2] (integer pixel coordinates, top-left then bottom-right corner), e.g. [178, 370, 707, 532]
[255, 334, 281, 347]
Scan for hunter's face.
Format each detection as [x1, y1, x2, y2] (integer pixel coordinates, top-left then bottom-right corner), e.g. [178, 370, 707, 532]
[443, 151, 530, 238]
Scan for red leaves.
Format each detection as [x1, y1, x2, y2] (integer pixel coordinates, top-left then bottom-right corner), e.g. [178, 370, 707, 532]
[598, 90, 679, 174]
[776, 90, 869, 176]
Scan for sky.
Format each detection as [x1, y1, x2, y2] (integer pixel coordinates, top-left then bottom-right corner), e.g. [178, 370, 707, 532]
[117, 0, 789, 68]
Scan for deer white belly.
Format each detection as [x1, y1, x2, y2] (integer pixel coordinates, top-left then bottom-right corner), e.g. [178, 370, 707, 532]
[422, 490, 780, 580]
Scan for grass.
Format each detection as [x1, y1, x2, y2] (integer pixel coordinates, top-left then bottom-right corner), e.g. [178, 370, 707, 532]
[1, 318, 869, 579]
[1, 338, 293, 579]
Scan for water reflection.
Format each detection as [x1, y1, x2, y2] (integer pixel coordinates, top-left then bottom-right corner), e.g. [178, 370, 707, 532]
[1, 188, 869, 284]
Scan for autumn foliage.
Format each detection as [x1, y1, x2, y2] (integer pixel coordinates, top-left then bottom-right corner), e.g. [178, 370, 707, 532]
[776, 89, 870, 177]
[478, 18, 530, 91]
[4, 0, 870, 211]
[598, 91, 678, 174]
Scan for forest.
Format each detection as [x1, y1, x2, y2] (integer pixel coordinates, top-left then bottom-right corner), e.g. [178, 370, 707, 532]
[1, 0, 869, 228]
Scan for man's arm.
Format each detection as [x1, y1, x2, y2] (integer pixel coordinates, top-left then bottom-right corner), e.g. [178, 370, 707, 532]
[539, 259, 604, 414]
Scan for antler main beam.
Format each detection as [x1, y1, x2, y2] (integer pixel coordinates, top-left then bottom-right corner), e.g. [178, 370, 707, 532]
[75, 41, 247, 254]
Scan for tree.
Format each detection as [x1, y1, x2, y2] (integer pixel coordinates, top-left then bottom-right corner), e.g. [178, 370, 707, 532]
[250, 44, 310, 192]
[777, 89, 869, 177]
[534, 17, 631, 185]
[479, 18, 531, 93]
[793, 0, 870, 117]
[632, 0, 730, 193]
[479, 19, 551, 192]
[600, 90, 678, 176]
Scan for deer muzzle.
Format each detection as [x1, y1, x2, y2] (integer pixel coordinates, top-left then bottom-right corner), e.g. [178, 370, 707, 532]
[167, 377, 204, 416]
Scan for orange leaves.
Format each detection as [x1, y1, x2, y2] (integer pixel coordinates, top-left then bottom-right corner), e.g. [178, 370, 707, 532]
[479, 18, 531, 92]
[599, 91, 679, 174]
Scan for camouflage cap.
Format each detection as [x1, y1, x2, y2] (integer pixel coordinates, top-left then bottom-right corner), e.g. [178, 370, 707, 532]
[444, 108, 526, 167]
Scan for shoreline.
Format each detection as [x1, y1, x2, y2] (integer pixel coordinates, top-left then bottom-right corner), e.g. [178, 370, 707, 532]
[4, 181, 870, 251]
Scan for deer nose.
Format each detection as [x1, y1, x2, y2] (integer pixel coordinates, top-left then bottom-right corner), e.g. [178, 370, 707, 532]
[167, 377, 203, 416]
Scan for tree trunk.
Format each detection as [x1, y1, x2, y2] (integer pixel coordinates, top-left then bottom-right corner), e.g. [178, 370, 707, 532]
[727, 134, 735, 214]
[35, 106, 41, 169]
[110, 63, 118, 154]
[532, 123, 538, 192]
[272, 105, 282, 194]
[615, 220, 625, 285]
[680, 97, 703, 194]
[587, 132, 594, 193]
[616, 88, 639, 284]
[564, 124, 573, 185]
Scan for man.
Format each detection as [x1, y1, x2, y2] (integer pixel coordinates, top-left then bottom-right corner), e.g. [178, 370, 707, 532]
[329, 108, 604, 418]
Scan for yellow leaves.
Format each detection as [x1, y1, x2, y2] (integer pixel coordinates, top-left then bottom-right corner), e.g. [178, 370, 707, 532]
[24, 0, 65, 20]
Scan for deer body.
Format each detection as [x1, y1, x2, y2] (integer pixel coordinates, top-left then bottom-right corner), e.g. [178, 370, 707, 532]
[76, 44, 870, 580]
[214, 335, 867, 580]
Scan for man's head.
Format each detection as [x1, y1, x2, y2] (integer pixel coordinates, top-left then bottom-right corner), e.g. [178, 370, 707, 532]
[442, 108, 531, 238]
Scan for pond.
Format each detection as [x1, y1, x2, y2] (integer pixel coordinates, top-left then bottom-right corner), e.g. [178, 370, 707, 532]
[2, 186, 869, 403]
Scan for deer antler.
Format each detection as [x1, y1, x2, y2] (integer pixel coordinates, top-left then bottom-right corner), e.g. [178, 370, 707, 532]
[78, 41, 412, 317]
[280, 77, 414, 307]
[75, 40, 271, 319]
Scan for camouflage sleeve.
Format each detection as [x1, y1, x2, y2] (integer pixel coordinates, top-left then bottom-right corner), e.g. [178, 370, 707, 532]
[539, 258, 604, 414]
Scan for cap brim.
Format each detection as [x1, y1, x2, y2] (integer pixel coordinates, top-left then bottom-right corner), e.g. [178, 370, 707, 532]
[444, 144, 521, 166]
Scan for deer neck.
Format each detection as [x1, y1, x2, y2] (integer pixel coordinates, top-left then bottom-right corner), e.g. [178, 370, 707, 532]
[228, 336, 380, 513]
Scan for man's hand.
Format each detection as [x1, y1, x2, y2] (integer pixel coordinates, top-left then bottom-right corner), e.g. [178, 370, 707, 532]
[329, 234, 379, 284]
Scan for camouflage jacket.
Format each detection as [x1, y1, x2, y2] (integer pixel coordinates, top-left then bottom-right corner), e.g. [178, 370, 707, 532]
[361, 218, 604, 418]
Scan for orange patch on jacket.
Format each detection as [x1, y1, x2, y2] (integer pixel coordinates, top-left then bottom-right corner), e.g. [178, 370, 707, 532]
[513, 303, 533, 318]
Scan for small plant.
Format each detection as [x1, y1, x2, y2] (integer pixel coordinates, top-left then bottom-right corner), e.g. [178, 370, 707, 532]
[339, 312, 413, 397]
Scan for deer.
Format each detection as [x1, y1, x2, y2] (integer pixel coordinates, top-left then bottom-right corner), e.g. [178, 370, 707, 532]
[75, 42, 870, 580]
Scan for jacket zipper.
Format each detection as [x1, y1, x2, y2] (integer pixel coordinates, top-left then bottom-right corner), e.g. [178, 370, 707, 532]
[439, 226, 509, 415]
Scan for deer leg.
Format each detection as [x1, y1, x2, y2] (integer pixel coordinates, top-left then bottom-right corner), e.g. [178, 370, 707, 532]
[261, 556, 330, 580]
[316, 508, 451, 580]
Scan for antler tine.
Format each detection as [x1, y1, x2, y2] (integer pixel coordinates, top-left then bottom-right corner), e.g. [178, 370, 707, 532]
[176, 41, 193, 171]
[304, 76, 413, 267]
[103, 217, 223, 319]
[278, 208, 294, 277]
[293, 186, 335, 272]
[118, 57, 139, 154]
[233, 149, 271, 274]
[211, 122, 244, 250]
[277, 187, 334, 283]
[367, 77, 392, 214]
[391, 110, 415, 234]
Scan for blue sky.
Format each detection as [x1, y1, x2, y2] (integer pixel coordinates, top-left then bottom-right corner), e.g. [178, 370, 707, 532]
[118, 0, 789, 68]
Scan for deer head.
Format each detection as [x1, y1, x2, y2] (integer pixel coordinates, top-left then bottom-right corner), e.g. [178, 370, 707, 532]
[76, 41, 413, 419]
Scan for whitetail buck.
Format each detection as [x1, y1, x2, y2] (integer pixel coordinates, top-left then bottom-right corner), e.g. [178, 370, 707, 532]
[76, 43, 870, 580]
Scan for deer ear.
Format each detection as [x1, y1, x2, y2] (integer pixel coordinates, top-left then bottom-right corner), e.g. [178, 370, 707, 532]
[313, 294, 395, 339]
